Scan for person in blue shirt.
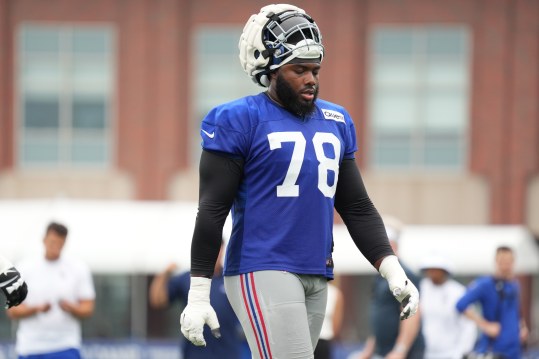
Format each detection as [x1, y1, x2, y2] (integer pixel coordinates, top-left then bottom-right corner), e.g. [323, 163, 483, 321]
[179, 4, 420, 358]
[456, 246, 529, 359]
[149, 244, 249, 359]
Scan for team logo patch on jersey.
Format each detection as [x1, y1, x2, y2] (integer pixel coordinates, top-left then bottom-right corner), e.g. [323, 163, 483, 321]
[321, 109, 345, 123]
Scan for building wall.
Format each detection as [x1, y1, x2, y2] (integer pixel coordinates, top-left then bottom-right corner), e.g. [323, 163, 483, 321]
[0, 0, 537, 226]
[0, 0, 189, 200]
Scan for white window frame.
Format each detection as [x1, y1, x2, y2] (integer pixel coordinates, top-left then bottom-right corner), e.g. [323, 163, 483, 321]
[367, 25, 472, 172]
[15, 22, 117, 169]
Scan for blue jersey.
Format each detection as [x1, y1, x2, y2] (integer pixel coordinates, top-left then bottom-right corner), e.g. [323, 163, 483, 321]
[200, 93, 357, 278]
[456, 276, 522, 359]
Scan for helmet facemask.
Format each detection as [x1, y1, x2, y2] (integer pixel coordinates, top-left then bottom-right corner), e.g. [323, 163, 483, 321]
[239, 4, 324, 87]
[263, 11, 324, 69]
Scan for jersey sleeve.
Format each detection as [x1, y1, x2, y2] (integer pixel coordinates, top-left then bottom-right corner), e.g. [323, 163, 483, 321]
[334, 159, 393, 267]
[200, 100, 252, 158]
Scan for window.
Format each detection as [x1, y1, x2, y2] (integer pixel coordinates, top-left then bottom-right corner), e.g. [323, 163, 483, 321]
[191, 27, 259, 164]
[369, 27, 470, 170]
[18, 25, 114, 168]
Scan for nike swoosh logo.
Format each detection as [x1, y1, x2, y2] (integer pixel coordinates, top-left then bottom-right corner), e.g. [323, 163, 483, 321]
[0, 276, 18, 288]
[202, 129, 215, 139]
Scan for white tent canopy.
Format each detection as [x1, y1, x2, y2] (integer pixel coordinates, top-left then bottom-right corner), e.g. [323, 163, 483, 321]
[1, 199, 538, 275]
[333, 224, 539, 275]
[1, 199, 201, 274]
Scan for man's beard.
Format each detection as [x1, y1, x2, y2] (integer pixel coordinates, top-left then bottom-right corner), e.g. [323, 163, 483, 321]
[275, 73, 318, 117]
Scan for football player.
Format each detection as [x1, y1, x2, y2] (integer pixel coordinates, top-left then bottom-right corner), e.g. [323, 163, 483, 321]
[180, 4, 419, 358]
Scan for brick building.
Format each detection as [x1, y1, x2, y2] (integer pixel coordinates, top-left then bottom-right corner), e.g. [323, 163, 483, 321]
[1, 0, 538, 230]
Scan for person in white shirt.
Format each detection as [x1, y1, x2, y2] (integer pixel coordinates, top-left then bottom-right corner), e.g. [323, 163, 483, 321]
[419, 255, 476, 359]
[7, 222, 95, 359]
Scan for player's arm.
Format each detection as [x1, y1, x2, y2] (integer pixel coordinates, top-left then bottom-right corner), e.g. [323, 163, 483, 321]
[0, 255, 28, 309]
[334, 159, 418, 320]
[181, 149, 244, 347]
[191, 150, 243, 277]
[334, 159, 393, 267]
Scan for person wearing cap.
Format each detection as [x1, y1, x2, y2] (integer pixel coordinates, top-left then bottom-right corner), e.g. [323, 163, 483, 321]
[179, 4, 419, 358]
[419, 254, 476, 359]
[353, 217, 425, 359]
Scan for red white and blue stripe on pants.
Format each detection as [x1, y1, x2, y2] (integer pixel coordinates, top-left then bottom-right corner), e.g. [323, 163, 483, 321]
[240, 273, 273, 359]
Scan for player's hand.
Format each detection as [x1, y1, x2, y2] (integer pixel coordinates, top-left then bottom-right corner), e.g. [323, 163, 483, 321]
[392, 281, 419, 320]
[0, 267, 28, 309]
[378, 255, 419, 320]
[180, 277, 221, 346]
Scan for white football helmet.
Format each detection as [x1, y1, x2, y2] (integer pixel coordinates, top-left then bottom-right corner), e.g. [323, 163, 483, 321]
[239, 4, 324, 87]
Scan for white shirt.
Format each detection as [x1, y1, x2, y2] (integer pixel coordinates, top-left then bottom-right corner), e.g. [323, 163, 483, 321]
[15, 255, 95, 355]
[420, 277, 477, 359]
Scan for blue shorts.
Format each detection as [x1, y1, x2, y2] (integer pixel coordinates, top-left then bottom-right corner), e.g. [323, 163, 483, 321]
[19, 348, 81, 359]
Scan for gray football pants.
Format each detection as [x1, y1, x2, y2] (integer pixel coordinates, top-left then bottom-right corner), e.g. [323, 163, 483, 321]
[224, 271, 328, 359]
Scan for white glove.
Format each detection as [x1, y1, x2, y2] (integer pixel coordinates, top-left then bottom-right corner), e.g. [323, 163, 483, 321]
[378, 255, 419, 320]
[180, 277, 221, 346]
